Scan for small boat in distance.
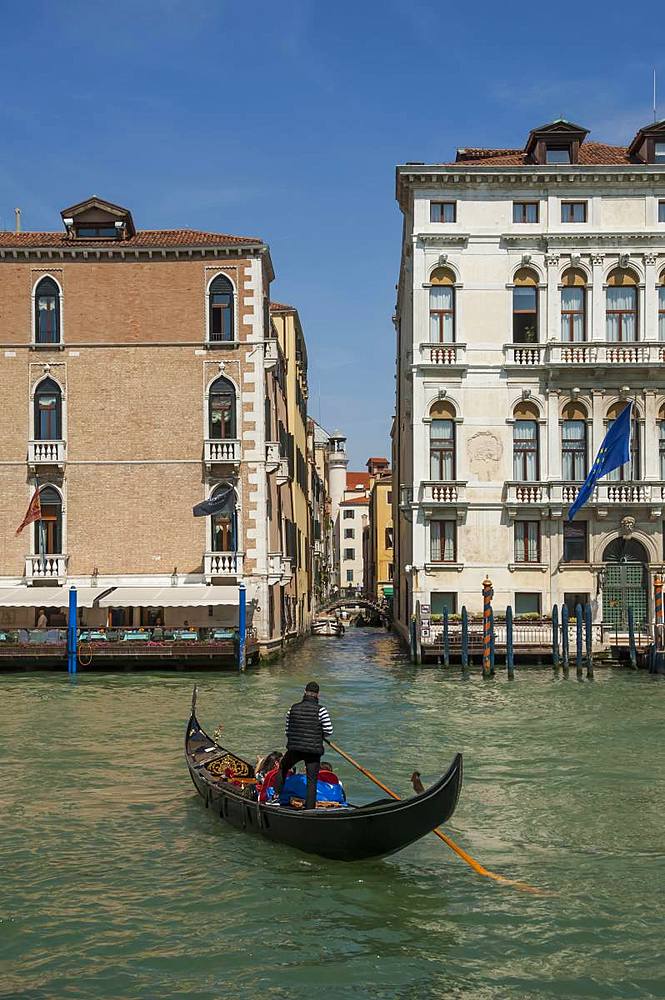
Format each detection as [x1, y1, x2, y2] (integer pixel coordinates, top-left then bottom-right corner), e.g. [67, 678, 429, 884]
[312, 617, 345, 637]
[185, 690, 463, 861]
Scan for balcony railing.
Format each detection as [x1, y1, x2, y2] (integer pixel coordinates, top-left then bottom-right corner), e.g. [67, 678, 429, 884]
[204, 551, 243, 579]
[27, 440, 66, 466]
[420, 481, 467, 505]
[418, 342, 467, 368]
[505, 482, 550, 504]
[505, 341, 665, 369]
[204, 438, 241, 465]
[25, 554, 67, 581]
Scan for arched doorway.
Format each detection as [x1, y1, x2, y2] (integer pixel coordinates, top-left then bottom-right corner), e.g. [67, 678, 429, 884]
[602, 537, 649, 628]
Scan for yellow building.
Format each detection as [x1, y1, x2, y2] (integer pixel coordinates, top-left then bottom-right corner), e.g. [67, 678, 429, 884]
[364, 462, 394, 602]
[270, 303, 312, 634]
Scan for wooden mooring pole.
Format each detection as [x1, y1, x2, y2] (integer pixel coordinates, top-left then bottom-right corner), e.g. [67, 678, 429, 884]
[461, 606, 469, 673]
[442, 606, 450, 668]
[482, 577, 493, 679]
[506, 605, 514, 679]
[627, 607, 637, 670]
[575, 604, 583, 679]
[552, 604, 559, 672]
[561, 604, 570, 674]
[585, 603, 594, 678]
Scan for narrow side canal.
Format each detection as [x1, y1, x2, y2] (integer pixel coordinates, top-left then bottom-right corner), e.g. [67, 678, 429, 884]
[2, 630, 664, 999]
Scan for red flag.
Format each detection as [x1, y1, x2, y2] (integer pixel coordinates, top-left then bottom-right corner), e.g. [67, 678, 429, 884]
[16, 488, 42, 536]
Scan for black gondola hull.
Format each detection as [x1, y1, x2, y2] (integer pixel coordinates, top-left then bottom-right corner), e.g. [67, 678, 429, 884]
[185, 712, 463, 861]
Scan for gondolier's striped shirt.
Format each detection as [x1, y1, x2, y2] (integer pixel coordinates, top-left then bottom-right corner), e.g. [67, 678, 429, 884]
[285, 705, 333, 740]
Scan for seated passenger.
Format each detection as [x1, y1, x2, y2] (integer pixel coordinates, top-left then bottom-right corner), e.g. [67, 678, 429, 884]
[278, 767, 347, 807]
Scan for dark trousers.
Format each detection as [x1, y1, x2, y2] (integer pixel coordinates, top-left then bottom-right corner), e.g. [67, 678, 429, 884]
[275, 750, 321, 809]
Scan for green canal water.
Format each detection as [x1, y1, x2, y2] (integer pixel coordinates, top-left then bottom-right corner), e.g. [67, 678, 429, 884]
[1, 631, 664, 1000]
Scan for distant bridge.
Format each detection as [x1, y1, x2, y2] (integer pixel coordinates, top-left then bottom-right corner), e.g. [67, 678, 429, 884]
[317, 596, 389, 621]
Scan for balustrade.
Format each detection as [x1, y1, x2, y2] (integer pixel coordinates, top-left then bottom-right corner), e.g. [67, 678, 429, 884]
[25, 554, 67, 581]
[204, 551, 243, 578]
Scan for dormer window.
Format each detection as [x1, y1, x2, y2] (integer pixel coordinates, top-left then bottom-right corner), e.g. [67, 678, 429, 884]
[546, 145, 571, 164]
[75, 225, 119, 238]
[655, 142, 665, 163]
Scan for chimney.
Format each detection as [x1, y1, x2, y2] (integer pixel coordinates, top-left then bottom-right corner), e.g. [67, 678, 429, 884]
[14, 208, 21, 233]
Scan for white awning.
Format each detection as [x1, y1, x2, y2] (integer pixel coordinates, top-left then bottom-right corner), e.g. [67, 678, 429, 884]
[98, 585, 241, 608]
[0, 586, 102, 609]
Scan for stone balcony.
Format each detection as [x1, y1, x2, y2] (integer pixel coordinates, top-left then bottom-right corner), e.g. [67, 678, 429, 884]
[266, 442, 290, 483]
[204, 438, 241, 467]
[505, 341, 665, 371]
[419, 481, 468, 517]
[25, 554, 67, 582]
[204, 551, 243, 581]
[417, 342, 467, 370]
[27, 440, 66, 468]
[506, 480, 665, 519]
[268, 552, 293, 583]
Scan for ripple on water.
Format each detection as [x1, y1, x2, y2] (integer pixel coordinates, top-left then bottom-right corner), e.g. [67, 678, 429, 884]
[1, 634, 665, 999]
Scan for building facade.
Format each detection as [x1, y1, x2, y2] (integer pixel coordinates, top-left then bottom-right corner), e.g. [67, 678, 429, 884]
[394, 119, 665, 642]
[0, 196, 304, 648]
[364, 464, 394, 602]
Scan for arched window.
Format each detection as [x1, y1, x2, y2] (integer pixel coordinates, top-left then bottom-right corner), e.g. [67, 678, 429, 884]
[659, 404, 665, 479]
[561, 268, 587, 342]
[606, 268, 638, 342]
[659, 270, 665, 342]
[209, 377, 236, 439]
[606, 401, 639, 481]
[208, 275, 234, 342]
[35, 278, 60, 344]
[35, 486, 62, 554]
[429, 267, 455, 343]
[211, 484, 237, 552]
[33, 378, 62, 440]
[429, 401, 456, 480]
[512, 268, 539, 344]
[561, 402, 587, 481]
[513, 402, 539, 481]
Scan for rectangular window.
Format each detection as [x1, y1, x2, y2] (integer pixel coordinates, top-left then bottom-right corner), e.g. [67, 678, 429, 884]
[563, 521, 588, 562]
[546, 146, 571, 164]
[431, 592, 457, 615]
[562, 420, 587, 481]
[76, 226, 119, 238]
[430, 201, 456, 223]
[343, 509, 354, 519]
[386, 492, 392, 504]
[343, 548, 355, 560]
[513, 420, 539, 481]
[513, 202, 539, 223]
[430, 419, 455, 480]
[515, 592, 541, 615]
[606, 286, 637, 342]
[514, 521, 540, 563]
[659, 201, 665, 223]
[564, 593, 590, 615]
[655, 142, 665, 164]
[346, 569, 354, 583]
[561, 201, 587, 223]
[385, 527, 393, 549]
[561, 287, 585, 342]
[513, 286, 538, 343]
[210, 294, 233, 341]
[430, 520, 456, 562]
[344, 528, 355, 539]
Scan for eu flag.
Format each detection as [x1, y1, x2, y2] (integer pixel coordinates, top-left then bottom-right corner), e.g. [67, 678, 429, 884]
[568, 402, 633, 521]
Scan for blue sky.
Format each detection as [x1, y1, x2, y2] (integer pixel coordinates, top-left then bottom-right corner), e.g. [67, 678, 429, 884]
[1, 0, 664, 468]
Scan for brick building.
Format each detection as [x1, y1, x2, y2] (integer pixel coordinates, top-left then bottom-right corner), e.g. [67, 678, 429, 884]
[0, 196, 301, 648]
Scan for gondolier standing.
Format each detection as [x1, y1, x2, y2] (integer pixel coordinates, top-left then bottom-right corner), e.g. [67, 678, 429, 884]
[273, 681, 333, 809]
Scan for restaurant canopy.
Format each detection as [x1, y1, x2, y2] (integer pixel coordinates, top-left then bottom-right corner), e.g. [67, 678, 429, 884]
[97, 586, 240, 608]
[0, 586, 102, 608]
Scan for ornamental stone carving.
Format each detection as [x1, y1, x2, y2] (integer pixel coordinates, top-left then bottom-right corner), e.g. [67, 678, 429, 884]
[591, 254, 604, 266]
[468, 431, 503, 482]
[644, 253, 658, 266]
[620, 515, 636, 538]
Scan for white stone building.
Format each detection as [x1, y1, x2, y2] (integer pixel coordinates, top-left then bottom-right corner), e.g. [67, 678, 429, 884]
[393, 118, 665, 643]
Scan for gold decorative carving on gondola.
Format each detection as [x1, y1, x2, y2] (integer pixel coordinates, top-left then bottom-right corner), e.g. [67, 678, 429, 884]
[206, 754, 251, 778]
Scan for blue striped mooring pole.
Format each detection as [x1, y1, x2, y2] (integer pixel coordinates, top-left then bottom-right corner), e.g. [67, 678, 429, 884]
[67, 585, 78, 675]
[238, 583, 246, 672]
[585, 603, 594, 677]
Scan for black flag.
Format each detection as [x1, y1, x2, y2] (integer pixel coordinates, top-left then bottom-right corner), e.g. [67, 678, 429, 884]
[193, 485, 234, 517]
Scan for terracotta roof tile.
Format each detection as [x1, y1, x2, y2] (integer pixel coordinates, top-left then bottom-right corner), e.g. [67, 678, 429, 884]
[339, 496, 369, 507]
[269, 301, 296, 312]
[346, 472, 371, 489]
[451, 141, 631, 167]
[0, 228, 263, 249]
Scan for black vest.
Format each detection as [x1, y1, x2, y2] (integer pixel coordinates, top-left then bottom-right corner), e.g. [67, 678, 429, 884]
[286, 696, 323, 754]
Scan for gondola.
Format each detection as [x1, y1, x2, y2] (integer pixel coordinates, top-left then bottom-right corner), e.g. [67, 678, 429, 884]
[312, 617, 345, 637]
[185, 690, 463, 861]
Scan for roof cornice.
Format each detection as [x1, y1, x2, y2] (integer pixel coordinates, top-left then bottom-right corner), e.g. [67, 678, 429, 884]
[397, 165, 665, 184]
[0, 243, 268, 264]
[501, 232, 665, 251]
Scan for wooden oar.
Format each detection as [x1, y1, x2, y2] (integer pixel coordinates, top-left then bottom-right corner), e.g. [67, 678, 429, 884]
[326, 739, 543, 894]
